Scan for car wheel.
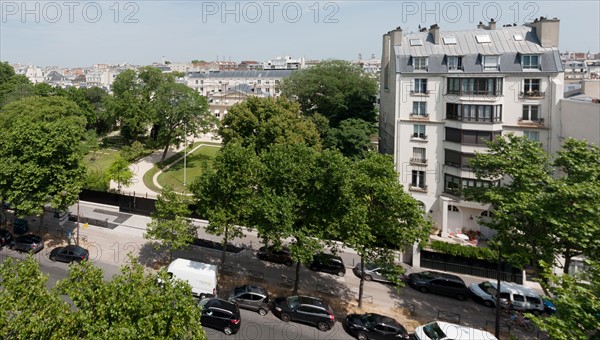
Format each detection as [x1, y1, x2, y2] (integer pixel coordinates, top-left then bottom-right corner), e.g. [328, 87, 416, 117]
[284, 260, 293, 266]
[281, 313, 291, 322]
[484, 300, 495, 308]
[419, 286, 429, 293]
[223, 326, 233, 335]
[258, 308, 268, 316]
[456, 293, 466, 301]
[357, 332, 369, 340]
[337, 270, 345, 277]
[317, 321, 330, 331]
[364, 274, 372, 281]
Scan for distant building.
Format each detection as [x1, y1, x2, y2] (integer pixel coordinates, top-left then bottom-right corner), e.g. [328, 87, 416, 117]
[263, 56, 305, 70]
[237, 61, 263, 71]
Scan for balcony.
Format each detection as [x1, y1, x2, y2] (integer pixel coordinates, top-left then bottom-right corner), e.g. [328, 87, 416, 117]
[409, 113, 430, 120]
[446, 115, 502, 123]
[519, 91, 545, 99]
[410, 134, 428, 142]
[410, 90, 430, 96]
[410, 158, 428, 165]
[518, 117, 545, 126]
[409, 185, 428, 193]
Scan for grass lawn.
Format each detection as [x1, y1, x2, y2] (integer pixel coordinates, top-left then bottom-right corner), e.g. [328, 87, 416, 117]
[144, 143, 221, 194]
[83, 148, 120, 174]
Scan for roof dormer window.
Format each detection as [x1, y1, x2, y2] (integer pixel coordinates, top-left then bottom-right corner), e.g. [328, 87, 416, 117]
[522, 54, 541, 70]
[410, 39, 423, 46]
[476, 35, 491, 43]
[447, 56, 463, 71]
[443, 37, 457, 45]
[413, 57, 428, 71]
[482, 55, 500, 71]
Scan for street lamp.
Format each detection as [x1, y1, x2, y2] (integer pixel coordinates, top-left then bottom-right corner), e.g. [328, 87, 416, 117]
[494, 241, 503, 338]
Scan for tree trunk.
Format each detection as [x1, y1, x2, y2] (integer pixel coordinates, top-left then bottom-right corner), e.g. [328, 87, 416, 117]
[292, 260, 301, 295]
[358, 258, 365, 308]
[161, 144, 170, 163]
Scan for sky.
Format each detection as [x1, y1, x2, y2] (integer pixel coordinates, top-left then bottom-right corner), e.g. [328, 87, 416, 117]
[1, 0, 599, 67]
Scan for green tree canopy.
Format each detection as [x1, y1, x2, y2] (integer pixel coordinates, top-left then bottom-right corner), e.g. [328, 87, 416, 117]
[106, 155, 134, 192]
[325, 118, 377, 160]
[219, 96, 321, 153]
[279, 60, 378, 127]
[0, 96, 87, 215]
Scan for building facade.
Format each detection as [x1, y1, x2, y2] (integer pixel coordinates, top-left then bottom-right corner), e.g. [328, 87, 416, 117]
[379, 18, 564, 239]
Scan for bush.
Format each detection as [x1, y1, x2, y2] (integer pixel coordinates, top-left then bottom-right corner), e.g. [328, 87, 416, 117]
[120, 141, 150, 162]
[83, 169, 110, 191]
[426, 240, 498, 262]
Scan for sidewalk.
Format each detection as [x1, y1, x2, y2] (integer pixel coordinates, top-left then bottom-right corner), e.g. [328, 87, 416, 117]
[114, 133, 222, 198]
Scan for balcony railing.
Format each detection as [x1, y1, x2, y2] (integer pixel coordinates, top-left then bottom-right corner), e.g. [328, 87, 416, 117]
[447, 90, 502, 97]
[446, 115, 502, 123]
[409, 113, 429, 120]
[411, 134, 428, 141]
[410, 158, 428, 165]
[518, 117, 545, 126]
[409, 185, 428, 193]
[410, 90, 430, 96]
[519, 91, 545, 99]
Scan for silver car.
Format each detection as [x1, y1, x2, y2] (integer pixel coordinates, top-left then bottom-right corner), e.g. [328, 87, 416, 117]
[228, 284, 270, 316]
[352, 262, 402, 284]
[11, 234, 44, 253]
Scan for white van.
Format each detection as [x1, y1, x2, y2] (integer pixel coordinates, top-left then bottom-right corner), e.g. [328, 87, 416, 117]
[167, 258, 218, 298]
[468, 281, 544, 313]
[414, 321, 497, 340]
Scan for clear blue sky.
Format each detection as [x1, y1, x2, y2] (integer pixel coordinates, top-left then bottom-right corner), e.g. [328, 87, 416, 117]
[1, 1, 599, 67]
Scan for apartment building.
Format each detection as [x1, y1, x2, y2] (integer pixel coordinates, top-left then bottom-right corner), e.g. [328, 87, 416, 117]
[379, 18, 564, 239]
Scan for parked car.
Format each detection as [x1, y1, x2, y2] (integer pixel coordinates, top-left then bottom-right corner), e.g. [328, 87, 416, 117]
[13, 218, 29, 235]
[309, 253, 346, 277]
[228, 284, 270, 316]
[11, 234, 44, 253]
[352, 262, 402, 284]
[542, 297, 557, 315]
[344, 313, 409, 340]
[468, 280, 545, 313]
[198, 297, 241, 335]
[407, 271, 469, 301]
[167, 258, 218, 298]
[414, 321, 497, 340]
[257, 245, 294, 266]
[49, 245, 89, 263]
[0, 229, 14, 247]
[273, 295, 335, 331]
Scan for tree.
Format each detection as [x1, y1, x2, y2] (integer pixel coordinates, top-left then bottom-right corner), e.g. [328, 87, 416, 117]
[249, 144, 349, 294]
[341, 153, 430, 307]
[191, 142, 260, 273]
[145, 185, 196, 260]
[0, 255, 207, 339]
[325, 118, 377, 160]
[219, 96, 321, 152]
[0, 73, 34, 109]
[106, 155, 134, 192]
[529, 260, 600, 339]
[0, 96, 86, 217]
[0, 61, 16, 84]
[153, 82, 215, 162]
[279, 60, 378, 127]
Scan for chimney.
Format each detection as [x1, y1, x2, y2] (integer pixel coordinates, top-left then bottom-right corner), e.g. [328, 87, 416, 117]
[488, 18, 496, 30]
[391, 26, 403, 46]
[527, 17, 560, 48]
[429, 24, 440, 44]
[477, 21, 485, 29]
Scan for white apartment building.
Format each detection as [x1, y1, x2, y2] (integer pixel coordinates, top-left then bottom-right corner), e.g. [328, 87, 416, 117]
[379, 18, 564, 240]
[186, 70, 293, 97]
[263, 56, 305, 70]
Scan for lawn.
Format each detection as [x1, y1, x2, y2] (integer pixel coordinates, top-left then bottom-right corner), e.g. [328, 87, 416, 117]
[83, 148, 120, 174]
[154, 145, 221, 193]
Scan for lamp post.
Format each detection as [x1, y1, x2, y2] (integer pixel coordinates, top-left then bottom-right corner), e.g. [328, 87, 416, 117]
[494, 241, 503, 338]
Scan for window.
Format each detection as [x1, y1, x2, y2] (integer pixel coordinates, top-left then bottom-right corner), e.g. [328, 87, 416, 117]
[413, 57, 428, 70]
[413, 124, 426, 138]
[483, 55, 499, 70]
[410, 39, 423, 46]
[524, 131, 539, 141]
[413, 147, 426, 161]
[411, 170, 426, 188]
[443, 36, 457, 45]
[524, 79, 541, 92]
[522, 105, 540, 121]
[448, 205, 459, 212]
[476, 35, 491, 43]
[446, 103, 502, 122]
[522, 55, 540, 69]
[447, 56, 463, 70]
[481, 210, 494, 217]
[414, 79, 428, 93]
[513, 34, 523, 41]
[513, 294, 525, 302]
[445, 127, 461, 143]
[445, 149, 461, 167]
[445, 174, 496, 195]
[412, 101, 427, 116]
[447, 78, 502, 96]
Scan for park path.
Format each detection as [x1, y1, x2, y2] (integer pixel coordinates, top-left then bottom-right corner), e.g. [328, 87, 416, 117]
[111, 133, 221, 198]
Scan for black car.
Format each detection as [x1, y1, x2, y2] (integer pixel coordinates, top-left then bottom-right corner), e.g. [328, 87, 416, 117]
[309, 253, 346, 277]
[344, 313, 409, 340]
[257, 245, 294, 266]
[273, 295, 335, 331]
[198, 297, 241, 335]
[0, 229, 14, 247]
[228, 284, 270, 316]
[11, 234, 44, 253]
[407, 271, 469, 301]
[49, 245, 89, 263]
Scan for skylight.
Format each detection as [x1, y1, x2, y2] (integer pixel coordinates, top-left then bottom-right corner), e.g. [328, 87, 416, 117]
[476, 35, 491, 43]
[443, 37, 457, 45]
[513, 34, 523, 41]
[410, 39, 423, 46]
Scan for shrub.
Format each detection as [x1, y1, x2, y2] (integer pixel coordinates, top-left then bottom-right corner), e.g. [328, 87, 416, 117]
[83, 169, 109, 191]
[426, 240, 498, 262]
[120, 141, 150, 162]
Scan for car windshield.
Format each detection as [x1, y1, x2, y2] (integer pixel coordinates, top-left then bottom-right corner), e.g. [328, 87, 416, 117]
[73, 247, 86, 255]
[360, 314, 377, 327]
[287, 296, 300, 308]
[478, 282, 497, 295]
[364, 263, 377, 271]
[422, 322, 447, 340]
[234, 286, 246, 295]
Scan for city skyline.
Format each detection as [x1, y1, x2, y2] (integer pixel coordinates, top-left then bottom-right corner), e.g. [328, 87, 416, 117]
[1, 1, 599, 68]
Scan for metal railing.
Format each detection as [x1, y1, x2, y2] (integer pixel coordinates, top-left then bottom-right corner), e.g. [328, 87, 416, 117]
[421, 258, 523, 284]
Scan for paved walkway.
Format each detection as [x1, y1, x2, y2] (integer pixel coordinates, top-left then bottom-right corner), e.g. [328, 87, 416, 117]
[112, 133, 221, 198]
